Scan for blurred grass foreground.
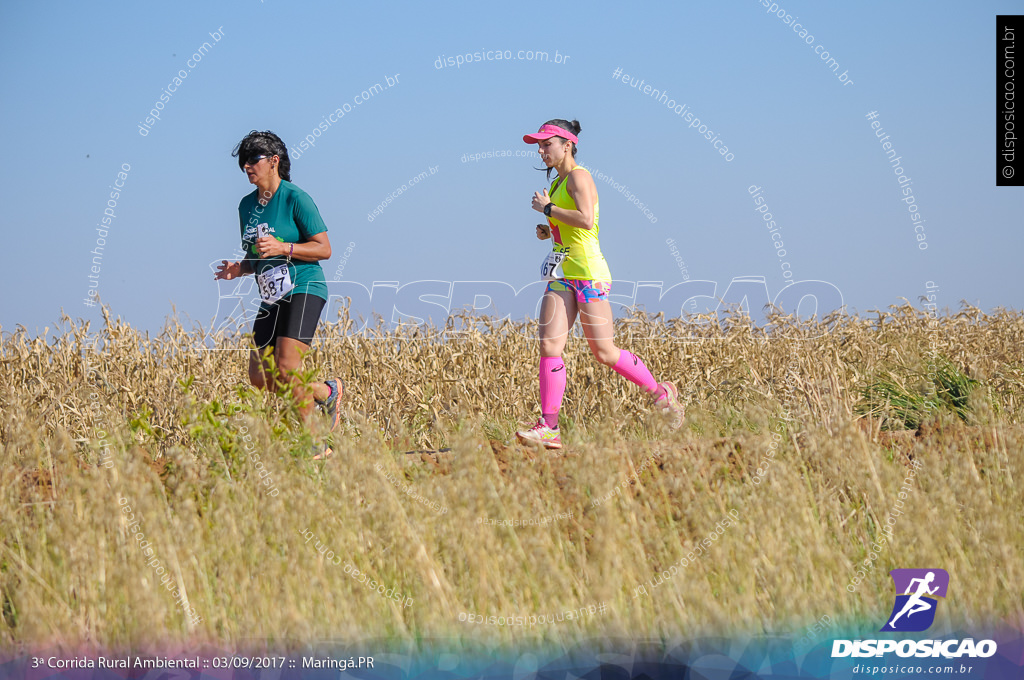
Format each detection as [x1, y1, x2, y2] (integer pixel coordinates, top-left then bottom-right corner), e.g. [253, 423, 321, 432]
[1, 305, 1022, 650]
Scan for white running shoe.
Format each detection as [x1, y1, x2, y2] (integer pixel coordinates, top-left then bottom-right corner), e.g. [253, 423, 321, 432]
[515, 420, 562, 449]
[655, 382, 685, 429]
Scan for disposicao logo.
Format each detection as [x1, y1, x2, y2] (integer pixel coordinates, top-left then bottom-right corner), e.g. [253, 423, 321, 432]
[881, 568, 948, 632]
[832, 568, 998, 659]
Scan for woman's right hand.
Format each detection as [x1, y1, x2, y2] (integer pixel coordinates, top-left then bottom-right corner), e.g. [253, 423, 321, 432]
[214, 260, 242, 280]
[536, 224, 551, 240]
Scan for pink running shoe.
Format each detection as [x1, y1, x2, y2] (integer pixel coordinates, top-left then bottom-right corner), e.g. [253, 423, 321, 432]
[655, 382, 685, 429]
[515, 420, 562, 449]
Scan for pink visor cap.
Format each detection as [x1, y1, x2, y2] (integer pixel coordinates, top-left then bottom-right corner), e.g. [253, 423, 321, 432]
[523, 124, 578, 144]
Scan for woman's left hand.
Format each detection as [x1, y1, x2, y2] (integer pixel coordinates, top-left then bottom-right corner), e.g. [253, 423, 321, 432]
[532, 189, 551, 213]
[256, 236, 287, 258]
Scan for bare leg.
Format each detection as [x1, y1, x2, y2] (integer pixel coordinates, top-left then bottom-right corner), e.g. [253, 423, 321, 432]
[577, 298, 621, 367]
[249, 341, 331, 423]
[533, 288, 577, 430]
[580, 298, 664, 397]
[273, 338, 327, 424]
[539, 288, 577, 357]
[249, 348, 275, 391]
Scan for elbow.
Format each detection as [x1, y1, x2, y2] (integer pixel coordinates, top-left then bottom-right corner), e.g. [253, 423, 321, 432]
[322, 245, 332, 261]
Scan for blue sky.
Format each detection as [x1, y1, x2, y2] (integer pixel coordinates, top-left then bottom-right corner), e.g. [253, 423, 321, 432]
[2, 0, 1020, 335]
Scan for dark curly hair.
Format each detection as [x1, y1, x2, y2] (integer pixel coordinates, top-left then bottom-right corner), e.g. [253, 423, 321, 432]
[539, 118, 581, 181]
[232, 130, 292, 181]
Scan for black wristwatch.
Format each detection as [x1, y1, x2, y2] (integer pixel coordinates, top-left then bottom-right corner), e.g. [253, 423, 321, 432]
[543, 202, 554, 217]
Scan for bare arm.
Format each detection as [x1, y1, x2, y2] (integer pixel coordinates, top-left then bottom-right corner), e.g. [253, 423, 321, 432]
[530, 168, 596, 230]
[214, 258, 255, 280]
[292, 231, 332, 262]
[255, 231, 332, 262]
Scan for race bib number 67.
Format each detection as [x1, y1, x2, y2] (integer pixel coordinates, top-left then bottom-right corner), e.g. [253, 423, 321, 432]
[256, 263, 294, 304]
[540, 249, 567, 281]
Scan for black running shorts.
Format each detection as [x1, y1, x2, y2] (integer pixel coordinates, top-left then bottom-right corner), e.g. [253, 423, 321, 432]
[252, 293, 326, 350]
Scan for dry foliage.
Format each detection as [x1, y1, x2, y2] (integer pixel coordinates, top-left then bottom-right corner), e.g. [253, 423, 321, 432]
[1, 304, 1022, 650]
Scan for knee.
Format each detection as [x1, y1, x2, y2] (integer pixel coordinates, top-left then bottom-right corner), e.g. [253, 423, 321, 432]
[592, 347, 619, 367]
[539, 338, 563, 358]
[275, 361, 299, 382]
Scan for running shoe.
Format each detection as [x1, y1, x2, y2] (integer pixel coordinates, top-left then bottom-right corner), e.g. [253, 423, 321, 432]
[655, 382, 685, 430]
[515, 420, 562, 449]
[319, 378, 343, 432]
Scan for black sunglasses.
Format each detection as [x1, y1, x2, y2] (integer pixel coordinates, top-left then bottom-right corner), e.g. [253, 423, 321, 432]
[242, 155, 270, 169]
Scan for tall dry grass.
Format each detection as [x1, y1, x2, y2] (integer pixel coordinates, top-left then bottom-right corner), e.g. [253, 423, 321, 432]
[1, 305, 1022, 651]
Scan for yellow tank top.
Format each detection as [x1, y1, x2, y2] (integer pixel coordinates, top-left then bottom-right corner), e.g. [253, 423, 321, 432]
[547, 166, 611, 281]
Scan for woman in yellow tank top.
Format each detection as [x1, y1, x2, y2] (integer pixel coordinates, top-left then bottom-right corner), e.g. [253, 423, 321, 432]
[515, 118, 685, 449]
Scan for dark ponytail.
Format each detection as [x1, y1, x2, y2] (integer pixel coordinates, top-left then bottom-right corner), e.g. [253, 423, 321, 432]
[232, 130, 292, 181]
[540, 118, 581, 181]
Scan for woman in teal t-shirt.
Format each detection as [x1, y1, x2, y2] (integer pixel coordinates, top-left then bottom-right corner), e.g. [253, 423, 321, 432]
[214, 130, 341, 459]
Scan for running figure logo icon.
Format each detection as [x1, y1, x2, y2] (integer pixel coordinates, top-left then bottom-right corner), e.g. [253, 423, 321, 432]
[881, 568, 949, 632]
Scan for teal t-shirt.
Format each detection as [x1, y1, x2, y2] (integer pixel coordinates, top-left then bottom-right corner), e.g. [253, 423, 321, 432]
[238, 180, 329, 306]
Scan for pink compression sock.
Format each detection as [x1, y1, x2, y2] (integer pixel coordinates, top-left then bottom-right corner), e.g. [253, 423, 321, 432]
[612, 350, 662, 395]
[539, 357, 566, 428]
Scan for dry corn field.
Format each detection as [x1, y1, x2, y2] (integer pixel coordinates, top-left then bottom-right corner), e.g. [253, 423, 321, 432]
[1, 305, 1022, 651]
